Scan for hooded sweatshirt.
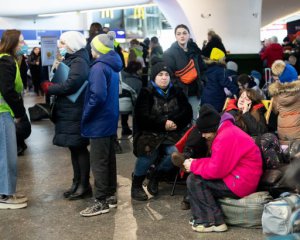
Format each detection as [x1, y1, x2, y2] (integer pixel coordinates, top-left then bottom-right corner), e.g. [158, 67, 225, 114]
[190, 112, 263, 197]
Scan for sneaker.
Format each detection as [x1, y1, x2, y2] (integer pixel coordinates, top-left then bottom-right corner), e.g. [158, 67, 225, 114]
[189, 217, 195, 225]
[80, 200, 110, 217]
[106, 196, 117, 208]
[192, 223, 228, 233]
[0, 194, 28, 209]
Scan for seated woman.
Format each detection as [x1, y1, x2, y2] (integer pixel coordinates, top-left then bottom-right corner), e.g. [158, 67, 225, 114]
[184, 104, 263, 233]
[131, 61, 192, 201]
[225, 89, 268, 137]
[269, 60, 300, 145]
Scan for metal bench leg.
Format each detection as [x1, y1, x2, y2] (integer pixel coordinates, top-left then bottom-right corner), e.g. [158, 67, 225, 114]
[171, 170, 179, 196]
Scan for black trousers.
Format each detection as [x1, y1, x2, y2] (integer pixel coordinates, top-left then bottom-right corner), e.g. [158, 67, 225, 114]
[90, 136, 117, 200]
[121, 114, 129, 128]
[69, 146, 90, 187]
[187, 173, 238, 226]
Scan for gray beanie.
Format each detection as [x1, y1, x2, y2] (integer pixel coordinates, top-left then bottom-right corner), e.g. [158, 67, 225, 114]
[91, 31, 115, 55]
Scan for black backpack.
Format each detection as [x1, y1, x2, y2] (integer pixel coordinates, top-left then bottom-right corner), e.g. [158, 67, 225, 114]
[256, 133, 284, 170]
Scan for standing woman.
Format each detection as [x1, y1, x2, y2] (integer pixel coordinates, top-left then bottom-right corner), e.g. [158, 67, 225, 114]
[28, 47, 42, 96]
[41, 31, 91, 200]
[163, 24, 204, 122]
[0, 29, 28, 209]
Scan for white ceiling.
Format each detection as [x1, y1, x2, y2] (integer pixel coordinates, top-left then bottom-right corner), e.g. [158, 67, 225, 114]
[1, 0, 299, 27]
[0, 0, 152, 17]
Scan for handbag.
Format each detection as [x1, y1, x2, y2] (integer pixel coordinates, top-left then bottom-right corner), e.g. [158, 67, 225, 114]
[175, 59, 198, 84]
[133, 132, 166, 157]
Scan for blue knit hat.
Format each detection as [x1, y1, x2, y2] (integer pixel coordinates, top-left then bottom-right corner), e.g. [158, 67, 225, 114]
[279, 64, 298, 83]
[272, 60, 298, 83]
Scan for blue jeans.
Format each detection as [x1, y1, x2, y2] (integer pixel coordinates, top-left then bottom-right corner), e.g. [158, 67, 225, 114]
[0, 112, 18, 195]
[188, 96, 201, 123]
[134, 145, 177, 176]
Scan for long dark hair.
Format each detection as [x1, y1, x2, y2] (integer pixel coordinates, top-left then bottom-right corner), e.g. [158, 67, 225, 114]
[0, 29, 21, 57]
[89, 22, 103, 39]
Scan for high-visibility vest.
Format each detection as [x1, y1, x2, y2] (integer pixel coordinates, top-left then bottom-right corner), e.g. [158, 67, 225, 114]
[0, 53, 23, 117]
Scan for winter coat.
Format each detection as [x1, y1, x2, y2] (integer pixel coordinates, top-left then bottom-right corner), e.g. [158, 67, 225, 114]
[81, 50, 123, 138]
[268, 80, 300, 144]
[48, 48, 90, 147]
[260, 43, 283, 68]
[134, 84, 192, 151]
[190, 113, 263, 198]
[202, 37, 226, 58]
[163, 40, 205, 98]
[201, 62, 238, 112]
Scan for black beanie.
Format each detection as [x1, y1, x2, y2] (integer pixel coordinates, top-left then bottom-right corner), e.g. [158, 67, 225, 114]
[150, 61, 172, 81]
[196, 104, 221, 133]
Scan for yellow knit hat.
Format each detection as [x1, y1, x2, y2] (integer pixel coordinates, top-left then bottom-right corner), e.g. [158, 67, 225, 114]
[210, 47, 225, 61]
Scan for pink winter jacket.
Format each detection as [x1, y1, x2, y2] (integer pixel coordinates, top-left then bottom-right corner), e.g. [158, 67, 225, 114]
[190, 113, 263, 197]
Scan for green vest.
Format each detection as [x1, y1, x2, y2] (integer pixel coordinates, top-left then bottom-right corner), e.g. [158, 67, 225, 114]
[0, 53, 23, 117]
[113, 40, 120, 48]
[132, 48, 143, 58]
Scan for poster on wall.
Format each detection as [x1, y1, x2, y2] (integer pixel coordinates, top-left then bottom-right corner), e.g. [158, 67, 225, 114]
[41, 36, 57, 66]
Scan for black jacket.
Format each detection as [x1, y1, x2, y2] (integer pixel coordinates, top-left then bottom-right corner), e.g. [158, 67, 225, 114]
[163, 40, 205, 98]
[202, 37, 227, 58]
[134, 85, 192, 134]
[0, 55, 26, 118]
[48, 48, 90, 147]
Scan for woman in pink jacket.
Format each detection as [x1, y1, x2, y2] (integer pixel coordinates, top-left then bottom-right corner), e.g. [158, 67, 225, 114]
[183, 104, 262, 233]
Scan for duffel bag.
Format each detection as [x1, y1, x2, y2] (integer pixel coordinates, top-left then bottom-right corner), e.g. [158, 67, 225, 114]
[218, 191, 272, 228]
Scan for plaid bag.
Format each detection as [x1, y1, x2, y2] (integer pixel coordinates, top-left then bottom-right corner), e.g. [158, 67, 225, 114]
[218, 191, 272, 228]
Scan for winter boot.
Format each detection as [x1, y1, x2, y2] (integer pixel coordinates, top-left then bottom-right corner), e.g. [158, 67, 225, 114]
[131, 175, 148, 201]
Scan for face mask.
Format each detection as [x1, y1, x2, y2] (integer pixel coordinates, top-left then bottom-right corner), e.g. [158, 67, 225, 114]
[59, 47, 67, 57]
[16, 45, 28, 56]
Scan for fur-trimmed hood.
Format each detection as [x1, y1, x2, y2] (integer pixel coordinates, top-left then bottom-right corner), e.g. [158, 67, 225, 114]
[268, 79, 300, 96]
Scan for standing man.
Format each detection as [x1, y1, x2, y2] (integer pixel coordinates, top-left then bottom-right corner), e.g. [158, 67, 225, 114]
[80, 31, 123, 217]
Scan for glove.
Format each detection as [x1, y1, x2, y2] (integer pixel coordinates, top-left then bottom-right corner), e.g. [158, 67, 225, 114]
[41, 81, 54, 94]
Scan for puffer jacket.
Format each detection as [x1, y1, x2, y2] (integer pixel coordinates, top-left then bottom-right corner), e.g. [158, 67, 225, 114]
[269, 80, 300, 143]
[48, 48, 90, 147]
[201, 61, 238, 112]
